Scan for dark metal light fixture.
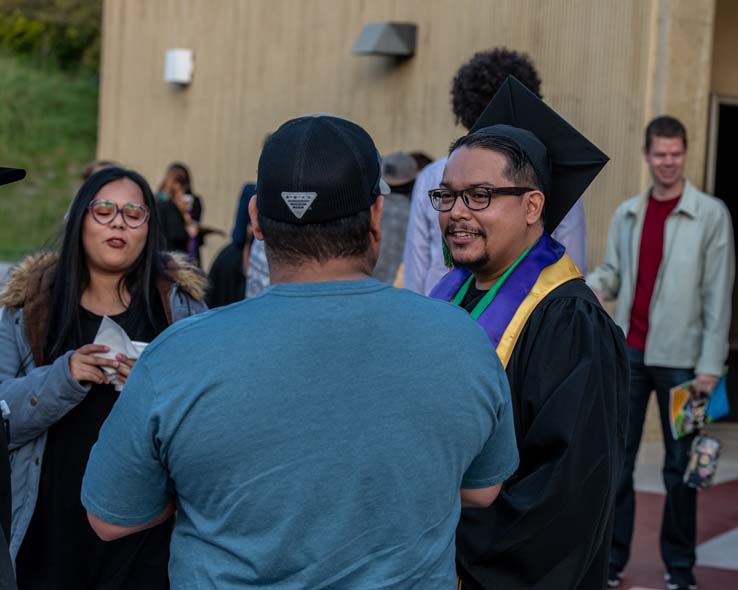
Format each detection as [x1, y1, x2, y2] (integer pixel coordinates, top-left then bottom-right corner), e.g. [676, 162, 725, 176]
[352, 22, 417, 58]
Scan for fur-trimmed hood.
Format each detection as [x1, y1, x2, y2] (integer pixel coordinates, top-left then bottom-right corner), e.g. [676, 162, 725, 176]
[0, 250, 207, 309]
[0, 251, 56, 309]
[158, 251, 208, 303]
[1, 250, 207, 366]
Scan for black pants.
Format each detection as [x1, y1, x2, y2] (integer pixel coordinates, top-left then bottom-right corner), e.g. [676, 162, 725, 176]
[0, 424, 14, 590]
[610, 347, 696, 577]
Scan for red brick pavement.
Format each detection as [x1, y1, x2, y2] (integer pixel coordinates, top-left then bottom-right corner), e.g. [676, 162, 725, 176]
[620, 479, 738, 589]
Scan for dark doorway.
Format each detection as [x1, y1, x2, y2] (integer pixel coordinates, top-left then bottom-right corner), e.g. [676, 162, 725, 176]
[709, 100, 738, 419]
[713, 103, 738, 207]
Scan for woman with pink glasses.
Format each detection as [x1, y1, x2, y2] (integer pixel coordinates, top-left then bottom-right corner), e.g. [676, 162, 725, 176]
[0, 167, 207, 589]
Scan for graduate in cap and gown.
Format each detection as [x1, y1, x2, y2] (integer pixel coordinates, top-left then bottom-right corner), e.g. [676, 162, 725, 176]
[429, 78, 629, 590]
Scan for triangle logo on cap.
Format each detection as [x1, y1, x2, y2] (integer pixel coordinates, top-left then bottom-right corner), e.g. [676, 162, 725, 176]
[281, 191, 317, 220]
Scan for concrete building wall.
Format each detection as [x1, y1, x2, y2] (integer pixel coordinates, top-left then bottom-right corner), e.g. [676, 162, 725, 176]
[99, 0, 714, 266]
[649, 0, 716, 189]
[98, 1, 730, 444]
[712, 0, 738, 98]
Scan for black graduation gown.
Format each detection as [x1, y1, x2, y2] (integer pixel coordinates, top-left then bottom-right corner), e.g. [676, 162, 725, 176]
[206, 242, 246, 308]
[457, 279, 629, 590]
[157, 199, 189, 254]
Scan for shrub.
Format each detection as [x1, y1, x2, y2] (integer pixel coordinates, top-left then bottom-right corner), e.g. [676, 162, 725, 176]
[0, 0, 101, 70]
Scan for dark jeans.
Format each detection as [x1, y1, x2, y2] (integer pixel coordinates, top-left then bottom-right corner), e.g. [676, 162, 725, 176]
[610, 347, 697, 578]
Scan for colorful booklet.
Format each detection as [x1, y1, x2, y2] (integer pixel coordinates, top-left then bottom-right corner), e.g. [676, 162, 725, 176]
[668, 372, 730, 439]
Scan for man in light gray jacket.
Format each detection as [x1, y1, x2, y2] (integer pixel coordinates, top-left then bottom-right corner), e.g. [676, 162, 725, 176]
[587, 116, 735, 590]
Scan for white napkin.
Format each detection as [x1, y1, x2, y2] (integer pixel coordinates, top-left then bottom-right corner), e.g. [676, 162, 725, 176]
[92, 316, 148, 391]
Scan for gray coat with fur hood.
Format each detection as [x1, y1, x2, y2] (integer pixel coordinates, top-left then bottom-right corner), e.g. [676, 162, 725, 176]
[0, 251, 207, 562]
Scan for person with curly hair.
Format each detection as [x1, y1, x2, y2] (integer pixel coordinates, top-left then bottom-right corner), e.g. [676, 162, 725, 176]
[402, 47, 589, 294]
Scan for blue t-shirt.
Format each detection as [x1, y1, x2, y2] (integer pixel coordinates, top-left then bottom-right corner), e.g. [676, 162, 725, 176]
[82, 279, 518, 589]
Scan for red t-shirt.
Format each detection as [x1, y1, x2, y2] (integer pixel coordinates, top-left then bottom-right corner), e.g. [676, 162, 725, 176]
[626, 193, 681, 350]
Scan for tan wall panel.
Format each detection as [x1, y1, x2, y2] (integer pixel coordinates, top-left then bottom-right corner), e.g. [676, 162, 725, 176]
[656, 0, 716, 188]
[712, 0, 738, 98]
[100, 0, 674, 268]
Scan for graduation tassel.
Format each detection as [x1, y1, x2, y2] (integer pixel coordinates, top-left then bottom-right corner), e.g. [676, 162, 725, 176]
[442, 239, 454, 269]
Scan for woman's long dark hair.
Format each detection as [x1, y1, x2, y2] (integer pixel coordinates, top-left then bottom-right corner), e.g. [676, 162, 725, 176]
[46, 167, 166, 361]
[171, 163, 193, 193]
[157, 162, 193, 195]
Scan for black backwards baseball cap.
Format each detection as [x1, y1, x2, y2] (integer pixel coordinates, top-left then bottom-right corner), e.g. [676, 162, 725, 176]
[469, 76, 609, 234]
[257, 114, 390, 224]
[0, 167, 25, 186]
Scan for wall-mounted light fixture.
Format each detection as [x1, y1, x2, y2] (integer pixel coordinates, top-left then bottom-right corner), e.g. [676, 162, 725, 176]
[352, 23, 417, 58]
[164, 48, 194, 85]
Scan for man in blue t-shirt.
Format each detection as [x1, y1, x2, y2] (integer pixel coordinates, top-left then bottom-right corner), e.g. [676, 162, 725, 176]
[81, 114, 518, 589]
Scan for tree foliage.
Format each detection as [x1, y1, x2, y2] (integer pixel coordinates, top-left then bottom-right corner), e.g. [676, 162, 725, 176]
[0, 0, 102, 69]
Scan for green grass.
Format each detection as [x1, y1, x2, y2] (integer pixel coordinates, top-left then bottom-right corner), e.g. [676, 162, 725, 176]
[0, 49, 98, 261]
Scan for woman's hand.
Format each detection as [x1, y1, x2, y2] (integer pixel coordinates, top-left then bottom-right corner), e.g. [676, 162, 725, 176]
[186, 222, 199, 239]
[69, 344, 118, 385]
[114, 354, 137, 387]
[174, 192, 193, 215]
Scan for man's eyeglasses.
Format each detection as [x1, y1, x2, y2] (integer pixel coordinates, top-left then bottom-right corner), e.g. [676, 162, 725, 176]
[428, 186, 535, 212]
[87, 199, 150, 228]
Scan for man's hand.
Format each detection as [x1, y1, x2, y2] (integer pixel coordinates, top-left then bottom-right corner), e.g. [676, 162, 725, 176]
[694, 374, 720, 395]
[69, 344, 118, 385]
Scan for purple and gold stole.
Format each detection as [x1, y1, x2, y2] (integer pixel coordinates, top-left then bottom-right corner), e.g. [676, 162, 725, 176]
[430, 232, 583, 368]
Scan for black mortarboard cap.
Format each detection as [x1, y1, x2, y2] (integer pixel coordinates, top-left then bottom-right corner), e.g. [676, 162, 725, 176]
[470, 76, 608, 234]
[0, 167, 25, 186]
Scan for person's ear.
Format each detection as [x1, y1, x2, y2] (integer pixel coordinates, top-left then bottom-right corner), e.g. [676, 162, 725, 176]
[248, 195, 264, 241]
[525, 190, 545, 226]
[369, 195, 384, 244]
